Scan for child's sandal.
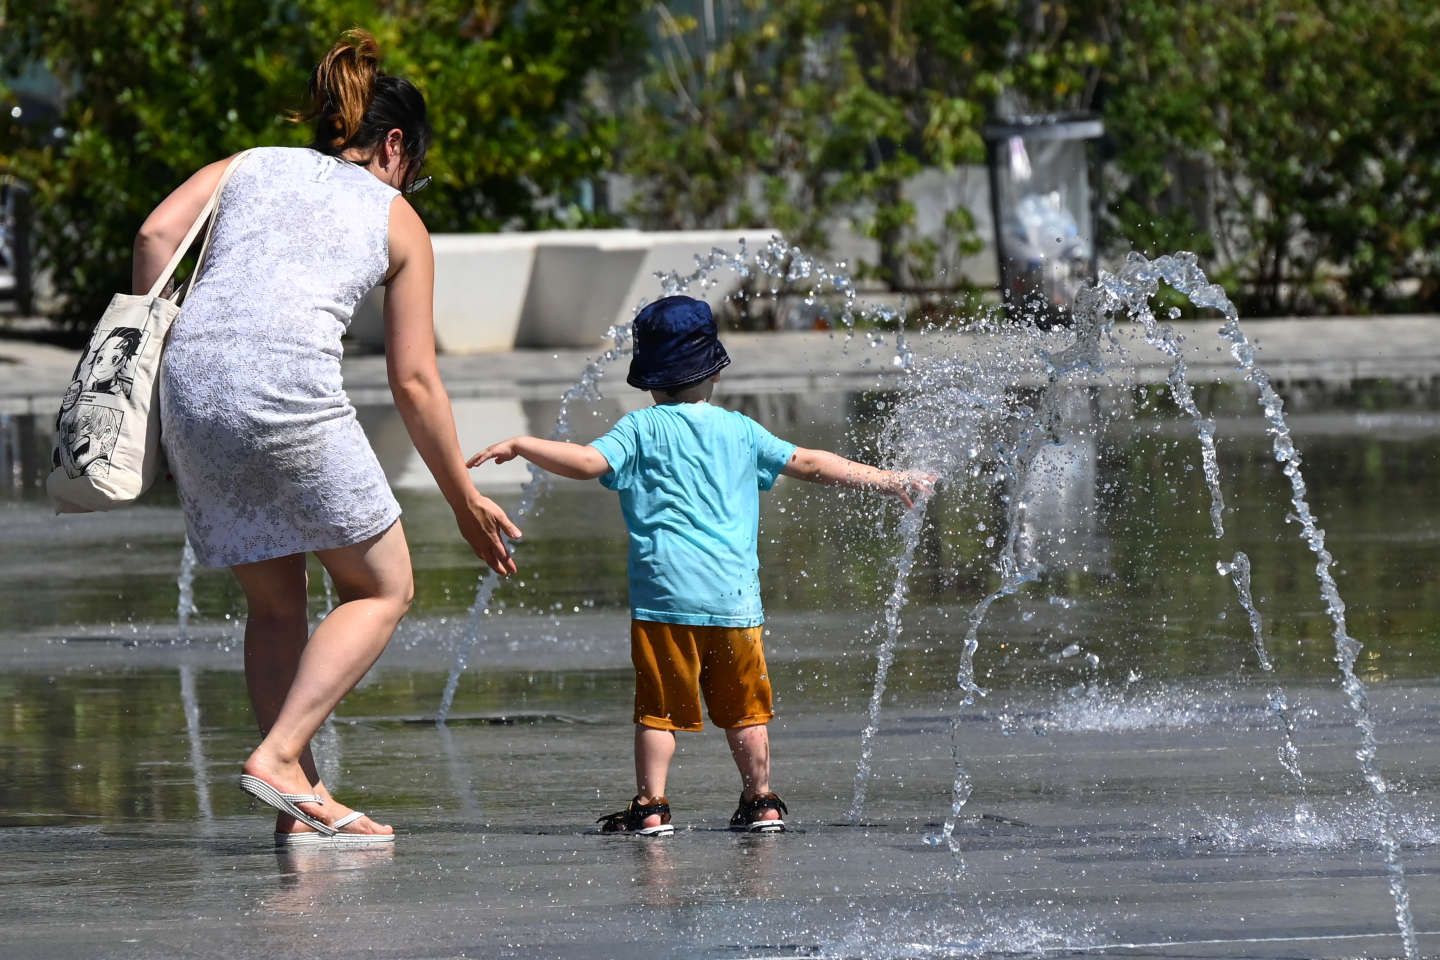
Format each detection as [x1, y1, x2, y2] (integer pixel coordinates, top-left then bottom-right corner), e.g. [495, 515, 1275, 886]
[597, 795, 674, 836]
[730, 791, 787, 833]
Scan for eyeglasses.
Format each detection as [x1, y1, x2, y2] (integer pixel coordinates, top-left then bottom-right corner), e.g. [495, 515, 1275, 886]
[404, 175, 432, 195]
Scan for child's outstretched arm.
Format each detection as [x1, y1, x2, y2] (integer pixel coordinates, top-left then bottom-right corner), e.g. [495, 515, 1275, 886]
[468, 436, 611, 481]
[782, 448, 936, 508]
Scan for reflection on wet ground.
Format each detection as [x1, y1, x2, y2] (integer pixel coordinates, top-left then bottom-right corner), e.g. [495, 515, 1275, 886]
[1, 380, 1438, 957]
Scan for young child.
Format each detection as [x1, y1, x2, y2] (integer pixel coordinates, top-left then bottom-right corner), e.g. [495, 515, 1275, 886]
[468, 295, 933, 836]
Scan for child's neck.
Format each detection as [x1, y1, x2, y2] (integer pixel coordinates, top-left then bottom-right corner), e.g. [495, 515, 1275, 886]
[651, 383, 714, 405]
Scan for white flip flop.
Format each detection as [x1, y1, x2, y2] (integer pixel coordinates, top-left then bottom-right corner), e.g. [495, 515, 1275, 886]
[239, 773, 337, 836]
[275, 811, 395, 846]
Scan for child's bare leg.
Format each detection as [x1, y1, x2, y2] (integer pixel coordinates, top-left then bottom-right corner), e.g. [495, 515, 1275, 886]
[726, 723, 780, 821]
[635, 724, 676, 827]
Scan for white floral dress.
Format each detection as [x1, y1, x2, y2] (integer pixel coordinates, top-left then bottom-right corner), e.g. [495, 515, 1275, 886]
[160, 147, 401, 567]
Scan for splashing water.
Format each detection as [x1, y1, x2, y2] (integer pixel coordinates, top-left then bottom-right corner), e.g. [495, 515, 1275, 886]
[939, 502, 1042, 847]
[847, 497, 930, 823]
[1217, 551, 1303, 782]
[938, 407, 1046, 850]
[1218, 296, 1417, 959]
[1078, 252, 1417, 958]
[176, 537, 199, 642]
[891, 314, 1107, 845]
[177, 662, 212, 821]
[1038, 683, 1217, 733]
[818, 904, 1095, 960]
[172, 537, 211, 818]
[844, 345, 1027, 828]
[858, 251, 1417, 953]
[1195, 798, 1440, 852]
[1129, 307, 1226, 538]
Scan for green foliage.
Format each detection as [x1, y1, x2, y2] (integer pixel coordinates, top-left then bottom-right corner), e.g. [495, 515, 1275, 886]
[1102, 0, 1440, 314]
[3, 0, 1436, 328]
[1, 0, 310, 331]
[619, 0, 1440, 316]
[0, 0, 642, 333]
[325, 1, 645, 232]
[615, 0, 1107, 293]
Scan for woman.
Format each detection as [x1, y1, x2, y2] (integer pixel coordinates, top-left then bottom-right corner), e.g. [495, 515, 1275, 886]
[134, 30, 518, 843]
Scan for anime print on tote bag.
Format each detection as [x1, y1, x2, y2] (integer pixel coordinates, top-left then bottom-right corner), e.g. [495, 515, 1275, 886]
[46, 151, 251, 514]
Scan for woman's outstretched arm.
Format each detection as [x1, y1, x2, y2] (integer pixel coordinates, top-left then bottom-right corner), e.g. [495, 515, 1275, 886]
[385, 197, 521, 575]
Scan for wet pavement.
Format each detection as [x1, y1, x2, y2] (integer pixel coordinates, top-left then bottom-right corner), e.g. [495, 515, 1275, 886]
[2, 673, 1437, 959]
[3, 367, 1439, 957]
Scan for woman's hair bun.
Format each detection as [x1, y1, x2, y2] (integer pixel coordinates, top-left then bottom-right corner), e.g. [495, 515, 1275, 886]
[301, 28, 382, 151]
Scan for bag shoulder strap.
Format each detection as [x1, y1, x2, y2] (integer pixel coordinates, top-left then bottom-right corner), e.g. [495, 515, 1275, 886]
[146, 149, 255, 301]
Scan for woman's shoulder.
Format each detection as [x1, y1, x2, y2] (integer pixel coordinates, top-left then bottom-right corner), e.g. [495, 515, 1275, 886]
[208, 146, 307, 184]
[237, 146, 361, 176]
[237, 145, 305, 165]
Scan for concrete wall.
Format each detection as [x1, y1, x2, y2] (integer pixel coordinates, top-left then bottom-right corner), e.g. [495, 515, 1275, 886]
[606, 165, 1001, 292]
[817, 166, 999, 290]
[349, 228, 775, 354]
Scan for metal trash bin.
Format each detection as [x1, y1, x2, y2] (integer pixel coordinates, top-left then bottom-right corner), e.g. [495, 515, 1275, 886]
[983, 114, 1103, 326]
[0, 178, 35, 315]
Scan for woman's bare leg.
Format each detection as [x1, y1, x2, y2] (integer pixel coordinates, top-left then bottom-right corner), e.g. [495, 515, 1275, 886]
[238, 522, 413, 832]
[237, 552, 390, 834]
[235, 552, 320, 829]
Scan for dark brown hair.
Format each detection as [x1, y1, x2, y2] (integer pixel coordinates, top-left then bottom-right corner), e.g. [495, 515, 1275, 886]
[296, 29, 432, 189]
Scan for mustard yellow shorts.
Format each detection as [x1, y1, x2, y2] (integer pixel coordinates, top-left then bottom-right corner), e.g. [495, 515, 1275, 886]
[631, 619, 774, 732]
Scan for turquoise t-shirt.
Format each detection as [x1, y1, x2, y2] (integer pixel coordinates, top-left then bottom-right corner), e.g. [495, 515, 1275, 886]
[590, 402, 797, 627]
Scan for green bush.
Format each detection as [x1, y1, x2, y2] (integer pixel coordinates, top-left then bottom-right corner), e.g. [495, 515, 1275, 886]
[618, 0, 1440, 316]
[614, 0, 1105, 294]
[0, 0, 642, 334]
[1097, 0, 1440, 314]
[3, 0, 1435, 327]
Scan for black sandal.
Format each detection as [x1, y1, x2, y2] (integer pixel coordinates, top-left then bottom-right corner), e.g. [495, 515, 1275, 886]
[730, 791, 787, 833]
[597, 795, 674, 836]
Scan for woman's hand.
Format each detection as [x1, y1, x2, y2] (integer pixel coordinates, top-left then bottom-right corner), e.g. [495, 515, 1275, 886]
[887, 470, 938, 509]
[467, 438, 520, 468]
[454, 492, 522, 576]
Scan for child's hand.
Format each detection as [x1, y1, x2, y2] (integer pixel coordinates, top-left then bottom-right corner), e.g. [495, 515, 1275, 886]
[468, 438, 521, 468]
[888, 470, 938, 509]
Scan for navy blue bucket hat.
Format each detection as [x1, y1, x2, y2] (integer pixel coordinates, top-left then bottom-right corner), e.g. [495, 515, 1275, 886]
[626, 295, 731, 391]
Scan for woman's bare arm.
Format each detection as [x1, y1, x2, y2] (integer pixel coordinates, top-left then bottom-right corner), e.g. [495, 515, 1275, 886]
[132, 156, 235, 294]
[384, 197, 521, 574]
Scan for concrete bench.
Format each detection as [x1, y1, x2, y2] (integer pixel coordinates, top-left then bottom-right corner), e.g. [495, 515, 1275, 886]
[348, 229, 777, 354]
[514, 231, 648, 349]
[349, 233, 541, 353]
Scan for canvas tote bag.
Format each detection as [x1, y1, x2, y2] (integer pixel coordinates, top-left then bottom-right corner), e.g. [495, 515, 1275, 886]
[47, 150, 252, 513]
